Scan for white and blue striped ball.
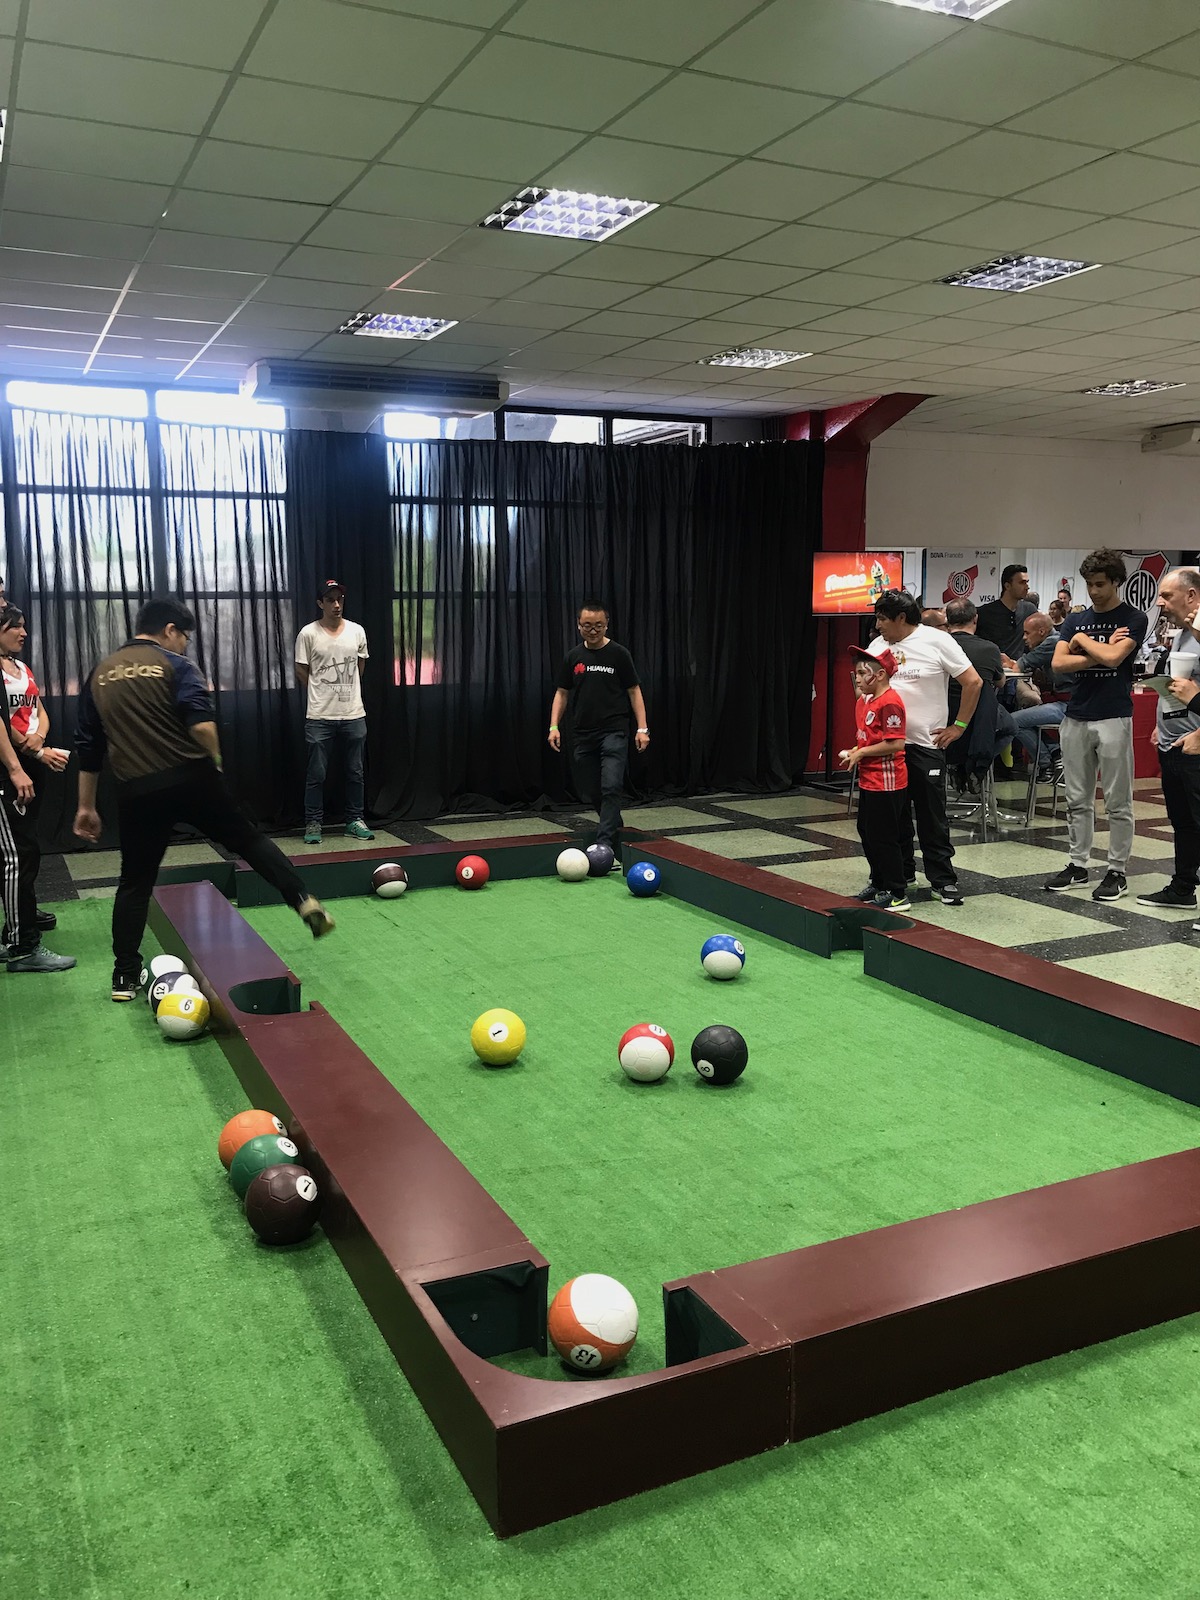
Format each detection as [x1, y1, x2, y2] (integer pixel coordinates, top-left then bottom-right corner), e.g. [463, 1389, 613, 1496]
[701, 935, 746, 981]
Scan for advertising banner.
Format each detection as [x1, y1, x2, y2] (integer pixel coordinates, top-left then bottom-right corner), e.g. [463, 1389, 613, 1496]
[811, 551, 904, 616]
[924, 550, 1000, 607]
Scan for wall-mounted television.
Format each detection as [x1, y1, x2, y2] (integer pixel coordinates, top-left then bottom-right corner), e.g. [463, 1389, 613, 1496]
[811, 551, 904, 617]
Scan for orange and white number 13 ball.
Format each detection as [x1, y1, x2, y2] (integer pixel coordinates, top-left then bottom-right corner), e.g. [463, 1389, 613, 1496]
[548, 1273, 639, 1372]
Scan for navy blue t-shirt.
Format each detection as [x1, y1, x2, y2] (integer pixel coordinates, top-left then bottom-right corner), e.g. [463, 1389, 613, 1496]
[1059, 601, 1147, 721]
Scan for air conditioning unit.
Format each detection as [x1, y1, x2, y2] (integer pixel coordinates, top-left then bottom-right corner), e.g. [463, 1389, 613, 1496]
[240, 360, 509, 421]
[1141, 422, 1200, 454]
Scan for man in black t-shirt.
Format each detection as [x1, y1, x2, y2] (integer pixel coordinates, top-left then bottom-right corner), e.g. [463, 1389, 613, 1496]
[548, 602, 649, 857]
[1044, 548, 1147, 902]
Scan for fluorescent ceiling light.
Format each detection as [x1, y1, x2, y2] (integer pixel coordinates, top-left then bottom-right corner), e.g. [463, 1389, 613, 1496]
[940, 254, 1101, 292]
[1081, 379, 1186, 397]
[698, 347, 812, 369]
[480, 186, 657, 242]
[339, 312, 457, 340]
[867, 0, 1014, 17]
[155, 389, 286, 428]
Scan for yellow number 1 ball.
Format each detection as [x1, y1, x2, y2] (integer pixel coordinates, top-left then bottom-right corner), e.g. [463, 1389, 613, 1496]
[471, 1008, 526, 1067]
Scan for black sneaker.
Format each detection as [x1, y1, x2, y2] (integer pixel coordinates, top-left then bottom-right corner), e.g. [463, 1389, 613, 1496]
[1093, 871, 1128, 903]
[1045, 865, 1088, 893]
[935, 884, 964, 907]
[112, 967, 140, 1001]
[35, 909, 57, 931]
[1135, 884, 1197, 909]
[7, 945, 76, 973]
[873, 890, 912, 911]
[852, 883, 880, 903]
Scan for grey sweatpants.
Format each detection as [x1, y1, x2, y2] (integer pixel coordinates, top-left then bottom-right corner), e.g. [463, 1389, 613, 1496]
[1060, 715, 1134, 871]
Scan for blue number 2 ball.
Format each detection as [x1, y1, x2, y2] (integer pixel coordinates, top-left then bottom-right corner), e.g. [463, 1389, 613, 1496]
[626, 861, 660, 897]
[701, 934, 745, 980]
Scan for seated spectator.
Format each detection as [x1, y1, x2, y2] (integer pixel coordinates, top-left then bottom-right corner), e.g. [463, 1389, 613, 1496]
[1048, 598, 1067, 627]
[1006, 611, 1074, 779]
[945, 599, 1015, 782]
[921, 607, 948, 630]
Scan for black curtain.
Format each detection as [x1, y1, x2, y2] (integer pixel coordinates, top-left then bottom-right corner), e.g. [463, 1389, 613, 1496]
[5, 412, 822, 842]
[286, 432, 821, 821]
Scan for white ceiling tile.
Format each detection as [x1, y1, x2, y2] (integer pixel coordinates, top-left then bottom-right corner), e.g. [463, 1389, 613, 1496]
[804, 181, 989, 236]
[161, 192, 325, 244]
[611, 287, 750, 319]
[431, 230, 591, 272]
[983, 0, 1198, 55]
[762, 103, 969, 180]
[1121, 237, 1200, 276]
[605, 74, 829, 157]
[1033, 304, 1176, 333]
[211, 78, 416, 160]
[1117, 312, 1200, 342]
[186, 142, 366, 205]
[27, 0, 258, 67]
[1037, 331, 1186, 360]
[144, 231, 289, 275]
[1133, 124, 1200, 167]
[663, 260, 808, 295]
[342, 165, 500, 224]
[615, 207, 777, 257]
[896, 130, 1100, 198]
[730, 223, 891, 270]
[0, 280, 118, 313]
[675, 160, 863, 222]
[0, 213, 151, 260]
[514, 276, 634, 309]
[1143, 35, 1200, 80]
[0, 306, 108, 334]
[921, 200, 1128, 250]
[3, 167, 170, 227]
[863, 284, 997, 315]
[134, 264, 270, 299]
[121, 291, 244, 322]
[394, 260, 543, 299]
[16, 44, 224, 133]
[283, 245, 421, 287]
[246, 0, 481, 100]
[693, 0, 955, 97]
[1009, 67, 1200, 148]
[303, 211, 463, 259]
[554, 245, 706, 284]
[6, 115, 193, 185]
[1117, 281, 1200, 311]
[1020, 153, 1200, 215]
[807, 308, 935, 337]
[468, 299, 587, 331]
[837, 238, 974, 279]
[1032, 264, 1188, 302]
[861, 31, 1111, 125]
[537, 137, 731, 203]
[436, 38, 668, 131]
[1033, 218, 1200, 264]
[1129, 187, 1200, 229]
[383, 109, 581, 184]
[773, 272, 915, 305]
[503, 0, 761, 65]
[566, 310, 689, 339]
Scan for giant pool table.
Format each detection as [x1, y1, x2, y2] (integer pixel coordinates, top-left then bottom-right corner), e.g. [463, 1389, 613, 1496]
[149, 832, 1200, 1536]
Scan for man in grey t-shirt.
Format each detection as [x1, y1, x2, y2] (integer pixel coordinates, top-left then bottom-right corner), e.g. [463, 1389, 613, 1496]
[1136, 566, 1200, 910]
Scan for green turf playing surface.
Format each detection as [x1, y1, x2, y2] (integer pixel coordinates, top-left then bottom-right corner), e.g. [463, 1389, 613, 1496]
[249, 877, 1200, 1379]
[6, 894, 1200, 1600]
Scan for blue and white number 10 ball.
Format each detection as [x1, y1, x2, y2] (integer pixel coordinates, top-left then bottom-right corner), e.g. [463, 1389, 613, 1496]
[701, 935, 746, 981]
[556, 848, 590, 882]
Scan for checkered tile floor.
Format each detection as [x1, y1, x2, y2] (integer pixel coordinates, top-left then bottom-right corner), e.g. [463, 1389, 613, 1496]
[44, 776, 1195, 1010]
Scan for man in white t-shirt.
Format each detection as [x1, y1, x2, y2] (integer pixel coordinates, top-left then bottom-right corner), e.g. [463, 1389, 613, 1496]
[868, 589, 982, 906]
[295, 579, 373, 844]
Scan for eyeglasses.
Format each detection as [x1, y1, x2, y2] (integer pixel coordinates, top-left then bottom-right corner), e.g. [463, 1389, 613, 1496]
[579, 622, 605, 632]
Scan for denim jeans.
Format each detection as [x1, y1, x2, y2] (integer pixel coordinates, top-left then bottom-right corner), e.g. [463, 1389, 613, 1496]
[304, 716, 367, 825]
[572, 729, 628, 849]
[1012, 701, 1066, 764]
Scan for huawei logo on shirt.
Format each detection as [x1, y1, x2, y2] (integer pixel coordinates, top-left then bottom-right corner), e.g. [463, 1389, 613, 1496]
[574, 662, 586, 675]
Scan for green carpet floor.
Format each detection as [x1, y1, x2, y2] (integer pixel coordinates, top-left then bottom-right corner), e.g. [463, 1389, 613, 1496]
[4, 895, 1200, 1600]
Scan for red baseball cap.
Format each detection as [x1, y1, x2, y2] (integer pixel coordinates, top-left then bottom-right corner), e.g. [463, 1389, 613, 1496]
[849, 645, 897, 676]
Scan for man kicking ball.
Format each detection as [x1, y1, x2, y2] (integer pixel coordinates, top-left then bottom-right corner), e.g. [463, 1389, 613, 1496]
[74, 598, 335, 1001]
